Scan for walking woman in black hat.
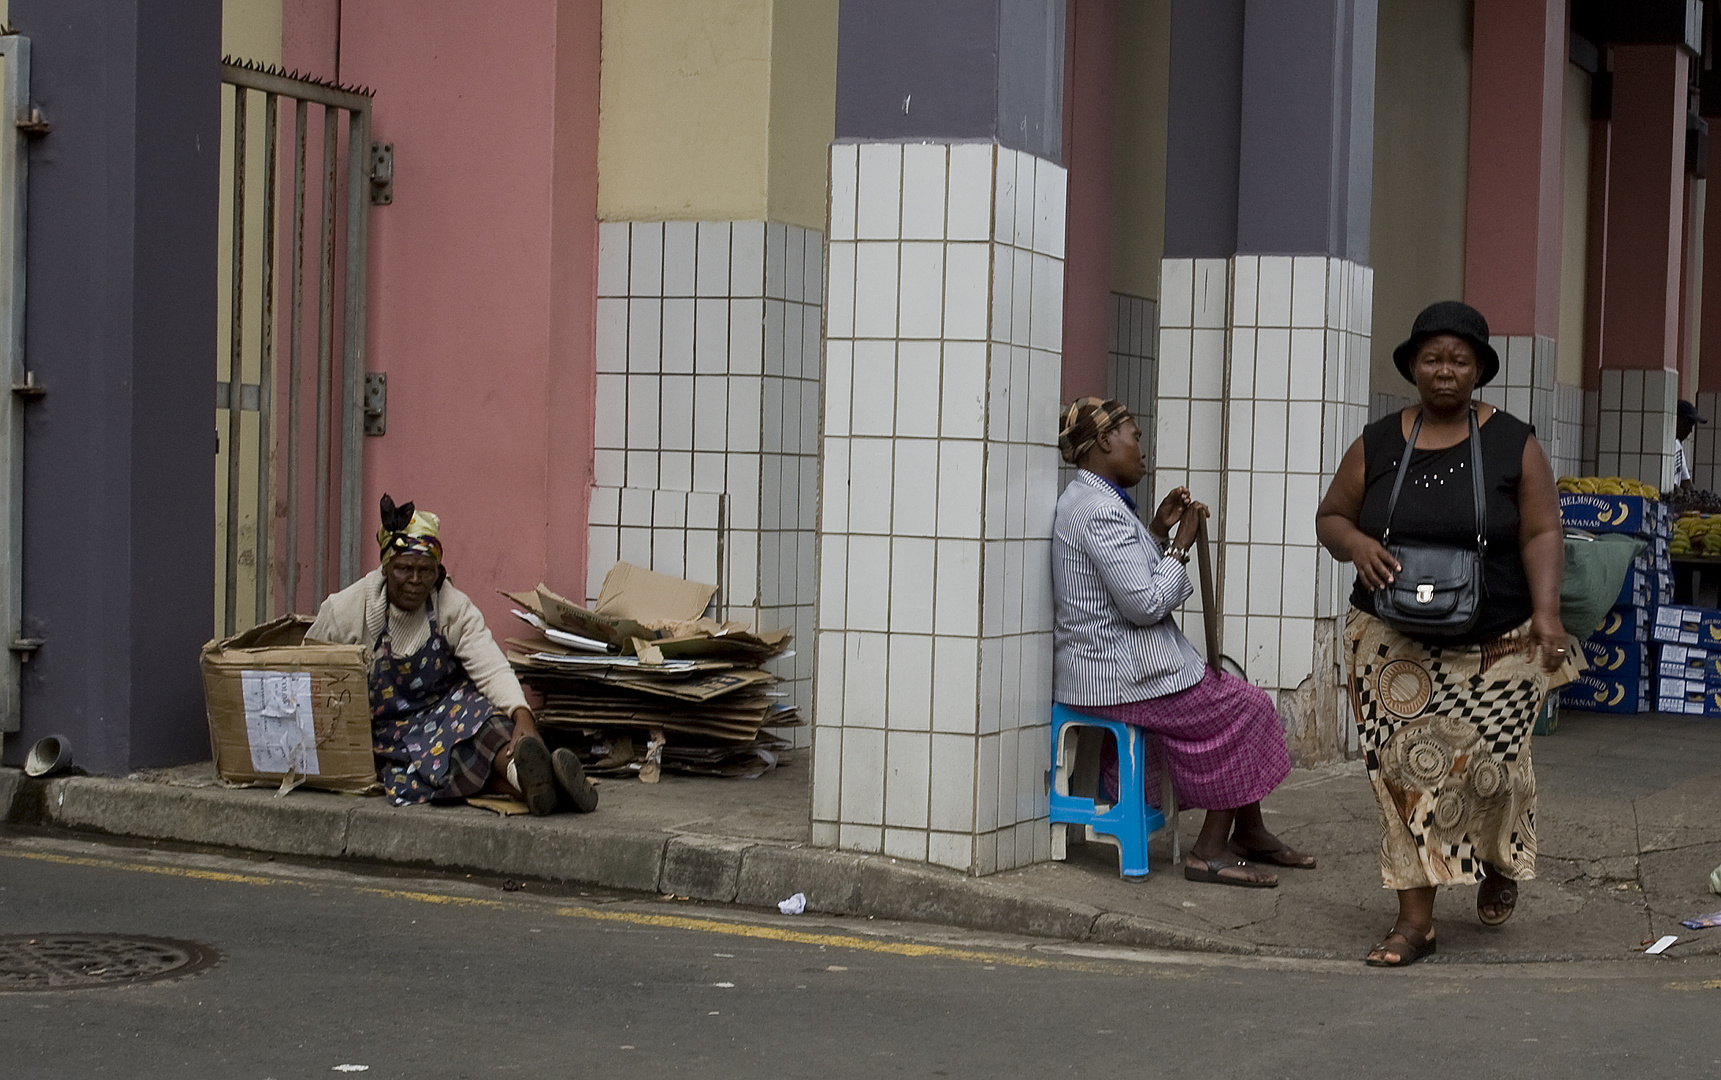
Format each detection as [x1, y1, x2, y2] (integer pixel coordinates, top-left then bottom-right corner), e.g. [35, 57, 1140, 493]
[1315, 301, 1580, 966]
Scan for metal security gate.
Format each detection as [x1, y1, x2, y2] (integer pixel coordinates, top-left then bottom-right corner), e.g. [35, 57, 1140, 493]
[216, 60, 375, 636]
[0, 32, 29, 736]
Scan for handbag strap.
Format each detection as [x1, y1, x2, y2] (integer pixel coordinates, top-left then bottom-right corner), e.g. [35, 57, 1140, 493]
[1381, 408, 1487, 553]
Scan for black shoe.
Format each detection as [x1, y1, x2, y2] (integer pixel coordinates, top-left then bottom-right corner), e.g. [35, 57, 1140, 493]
[507, 736, 557, 816]
[551, 747, 599, 813]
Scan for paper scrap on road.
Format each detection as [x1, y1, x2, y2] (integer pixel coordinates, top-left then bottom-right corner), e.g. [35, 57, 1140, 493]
[331, 1067, 370, 1074]
[1645, 935, 1678, 954]
[1680, 910, 1721, 930]
[778, 892, 806, 915]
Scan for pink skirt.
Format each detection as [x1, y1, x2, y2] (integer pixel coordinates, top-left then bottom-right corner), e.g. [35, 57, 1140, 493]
[1089, 667, 1292, 811]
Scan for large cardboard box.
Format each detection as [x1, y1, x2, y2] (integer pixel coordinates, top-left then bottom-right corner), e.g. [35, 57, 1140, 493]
[1561, 672, 1648, 714]
[1560, 494, 1664, 538]
[200, 615, 378, 793]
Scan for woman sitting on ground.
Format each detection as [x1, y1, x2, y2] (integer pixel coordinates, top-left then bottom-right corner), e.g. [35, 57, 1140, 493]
[308, 496, 597, 815]
[1052, 397, 1314, 888]
[1315, 301, 1576, 967]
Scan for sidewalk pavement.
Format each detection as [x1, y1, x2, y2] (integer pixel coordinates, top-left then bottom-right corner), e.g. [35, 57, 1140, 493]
[3, 712, 1718, 964]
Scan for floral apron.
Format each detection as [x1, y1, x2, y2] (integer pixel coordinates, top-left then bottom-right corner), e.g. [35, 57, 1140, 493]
[370, 595, 506, 806]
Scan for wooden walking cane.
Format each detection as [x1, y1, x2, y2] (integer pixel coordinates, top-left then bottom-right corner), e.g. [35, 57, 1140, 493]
[1153, 512, 1223, 865]
[1194, 514, 1221, 674]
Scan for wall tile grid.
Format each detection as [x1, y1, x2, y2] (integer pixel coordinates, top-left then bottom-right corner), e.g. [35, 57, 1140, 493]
[1595, 368, 1679, 490]
[1550, 383, 1587, 480]
[1056, 292, 1160, 517]
[1694, 390, 1721, 493]
[814, 141, 1065, 874]
[1157, 256, 1370, 703]
[591, 220, 824, 743]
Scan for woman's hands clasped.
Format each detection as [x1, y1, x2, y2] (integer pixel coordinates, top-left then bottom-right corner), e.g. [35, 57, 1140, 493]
[1151, 487, 1193, 538]
[1150, 486, 1208, 556]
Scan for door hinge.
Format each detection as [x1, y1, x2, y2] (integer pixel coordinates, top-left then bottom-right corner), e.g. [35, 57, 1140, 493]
[10, 637, 43, 661]
[11, 371, 43, 400]
[364, 372, 387, 435]
[369, 141, 393, 205]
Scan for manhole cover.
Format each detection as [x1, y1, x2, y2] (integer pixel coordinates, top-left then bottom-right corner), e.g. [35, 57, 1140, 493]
[0, 934, 221, 992]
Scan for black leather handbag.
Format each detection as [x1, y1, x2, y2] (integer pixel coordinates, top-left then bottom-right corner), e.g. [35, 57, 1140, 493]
[1373, 409, 1487, 639]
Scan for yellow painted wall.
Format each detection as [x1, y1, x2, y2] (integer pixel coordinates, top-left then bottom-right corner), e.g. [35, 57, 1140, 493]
[1558, 64, 1591, 386]
[1368, 0, 1471, 390]
[768, 0, 838, 230]
[1110, 0, 1169, 301]
[222, 0, 282, 65]
[213, 0, 281, 631]
[598, 0, 771, 222]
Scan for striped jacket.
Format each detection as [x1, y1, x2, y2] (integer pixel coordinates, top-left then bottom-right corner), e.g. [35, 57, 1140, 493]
[1052, 470, 1207, 707]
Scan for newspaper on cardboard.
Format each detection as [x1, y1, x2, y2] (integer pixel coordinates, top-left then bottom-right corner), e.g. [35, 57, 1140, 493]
[200, 615, 379, 794]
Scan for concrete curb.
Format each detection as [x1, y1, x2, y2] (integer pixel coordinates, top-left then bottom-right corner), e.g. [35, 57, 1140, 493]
[0, 768, 1257, 956]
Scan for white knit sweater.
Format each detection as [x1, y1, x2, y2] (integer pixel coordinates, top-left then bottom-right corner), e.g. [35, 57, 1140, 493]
[306, 567, 528, 714]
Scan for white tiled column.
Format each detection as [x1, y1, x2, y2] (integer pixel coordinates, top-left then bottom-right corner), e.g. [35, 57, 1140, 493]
[1152, 258, 1228, 654]
[1475, 334, 1556, 437]
[589, 219, 823, 739]
[1154, 256, 1370, 759]
[1107, 293, 1159, 488]
[1693, 390, 1721, 492]
[814, 141, 1064, 874]
[1596, 368, 1680, 490]
[1548, 383, 1587, 480]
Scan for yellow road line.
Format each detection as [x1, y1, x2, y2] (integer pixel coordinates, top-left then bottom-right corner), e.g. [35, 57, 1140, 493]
[0, 847, 1141, 975]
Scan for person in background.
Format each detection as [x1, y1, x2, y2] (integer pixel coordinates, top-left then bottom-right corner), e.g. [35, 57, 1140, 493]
[1052, 397, 1313, 888]
[1671, 399, 1706, 495]
[1316, 301, 1577, 967]
[309, 495, 597, 815]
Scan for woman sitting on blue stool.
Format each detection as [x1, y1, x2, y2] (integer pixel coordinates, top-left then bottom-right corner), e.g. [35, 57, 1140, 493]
[1052, 397, 1313, 887]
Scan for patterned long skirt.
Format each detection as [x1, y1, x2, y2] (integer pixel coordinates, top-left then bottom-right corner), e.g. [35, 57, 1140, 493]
[1343, 608, 1578, 890]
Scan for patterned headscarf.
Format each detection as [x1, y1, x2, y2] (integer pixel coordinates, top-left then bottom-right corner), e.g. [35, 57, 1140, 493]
[376, 494, 443, 564]
[1058, 397, 1132, 465]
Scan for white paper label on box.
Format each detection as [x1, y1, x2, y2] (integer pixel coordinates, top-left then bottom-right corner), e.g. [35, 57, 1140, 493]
[240, 670, 321, 776]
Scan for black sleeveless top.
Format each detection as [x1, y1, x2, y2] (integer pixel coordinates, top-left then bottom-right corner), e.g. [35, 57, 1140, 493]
[1349, 408, 1535, 643]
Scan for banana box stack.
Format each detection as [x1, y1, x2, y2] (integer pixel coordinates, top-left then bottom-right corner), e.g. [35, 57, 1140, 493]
[1559, 476, 1672, 715]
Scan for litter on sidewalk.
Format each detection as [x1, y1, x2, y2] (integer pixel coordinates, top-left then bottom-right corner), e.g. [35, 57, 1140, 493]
[1679, 909, 1721, 930]
[502, 564, 802, 780]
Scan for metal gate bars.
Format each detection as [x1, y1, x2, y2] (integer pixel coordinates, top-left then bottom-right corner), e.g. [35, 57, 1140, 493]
[216, 59, 374, 637]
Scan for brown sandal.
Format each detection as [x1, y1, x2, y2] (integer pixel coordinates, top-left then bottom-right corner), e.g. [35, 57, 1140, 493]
[1365, 924, 1437, 967]
[1478, 870, 1518, 927]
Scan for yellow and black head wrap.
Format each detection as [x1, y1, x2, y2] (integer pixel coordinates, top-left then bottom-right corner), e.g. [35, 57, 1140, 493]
[1058, 397, 1132, 465]
[376, 494, 443, 564]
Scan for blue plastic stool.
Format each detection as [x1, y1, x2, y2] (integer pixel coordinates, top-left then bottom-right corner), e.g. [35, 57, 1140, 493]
[1048, 703, 1175, 879]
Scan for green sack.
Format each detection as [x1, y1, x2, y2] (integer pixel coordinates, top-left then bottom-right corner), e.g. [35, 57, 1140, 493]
[1561, 529, 1647, 636]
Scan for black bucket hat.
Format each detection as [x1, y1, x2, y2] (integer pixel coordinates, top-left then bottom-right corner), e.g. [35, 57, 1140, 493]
[1392, 301, 1500, 387]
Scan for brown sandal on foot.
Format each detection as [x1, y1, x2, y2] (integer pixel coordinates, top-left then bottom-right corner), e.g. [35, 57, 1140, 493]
[1365, 924, 1437, 967]
[1478, 870, 1518, 927]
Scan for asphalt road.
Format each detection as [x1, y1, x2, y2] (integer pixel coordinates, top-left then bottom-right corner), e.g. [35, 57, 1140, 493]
[2, 830, 1719, 1080]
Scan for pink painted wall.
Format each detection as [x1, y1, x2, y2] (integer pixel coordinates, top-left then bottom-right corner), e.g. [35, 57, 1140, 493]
[1462, 0, 1565, 338]
[283, 0, 601, 636]
[1598, 45, 1688, 373]
[1059, 0, 1117, 400]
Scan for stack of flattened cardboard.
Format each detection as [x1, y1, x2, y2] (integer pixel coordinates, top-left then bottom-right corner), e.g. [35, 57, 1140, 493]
[503, 563, 800, 779]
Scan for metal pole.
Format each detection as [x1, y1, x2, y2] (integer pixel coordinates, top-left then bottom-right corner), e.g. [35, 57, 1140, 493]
[255, 92, 278, 624]
[285, 98, 307, 614]
[0, 35, 32, 734]
[224, 85, 248, 637]
[339, 106, 371, 586]
[313, 106, 337, 603]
